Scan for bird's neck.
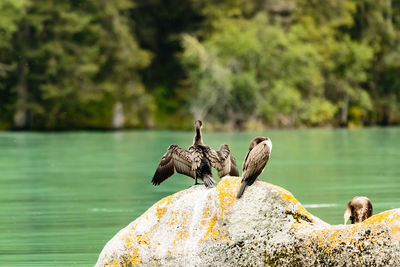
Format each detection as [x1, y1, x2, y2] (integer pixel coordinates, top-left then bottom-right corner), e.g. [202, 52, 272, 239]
[194, 127, 203, 145]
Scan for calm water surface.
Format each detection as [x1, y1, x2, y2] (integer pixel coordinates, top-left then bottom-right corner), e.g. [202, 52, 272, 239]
[0, 128, 399, 266]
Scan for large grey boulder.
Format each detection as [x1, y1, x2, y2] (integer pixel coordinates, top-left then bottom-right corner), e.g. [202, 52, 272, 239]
[95, 176, 400, 266]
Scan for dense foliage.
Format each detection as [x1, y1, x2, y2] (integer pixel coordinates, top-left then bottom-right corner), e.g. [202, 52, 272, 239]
[0, 0, 399, 130]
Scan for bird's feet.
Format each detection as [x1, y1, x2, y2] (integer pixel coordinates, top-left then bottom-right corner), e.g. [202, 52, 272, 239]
[203, 176, 216, 188]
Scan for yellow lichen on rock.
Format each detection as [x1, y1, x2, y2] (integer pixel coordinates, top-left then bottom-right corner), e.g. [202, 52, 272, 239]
[216, 176, 241, 215]
[200, 214, 220, 241]
[122, 228, 142, 266]
[154, 194, 176, 221]
[197, 176, 241, 243]
[126, 247, 140, 266]
[362, 209, 400, 240]
[106, 258, 120, 266]
[172, 230, 189, 252]
[264, 183, 316, 224]
[156, 207, 168, 221]
[200, 203, 211, 228]
[300, 209, 400, 259]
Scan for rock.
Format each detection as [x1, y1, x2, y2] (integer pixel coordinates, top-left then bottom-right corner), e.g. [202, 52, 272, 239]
[95, 177, 400, 266]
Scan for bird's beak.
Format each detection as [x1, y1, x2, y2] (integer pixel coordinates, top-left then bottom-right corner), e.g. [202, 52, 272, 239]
[266, 138, 272, 151]
[344, 209, 351, 225]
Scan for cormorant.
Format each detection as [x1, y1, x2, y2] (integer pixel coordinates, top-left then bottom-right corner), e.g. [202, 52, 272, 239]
[152, 120, 239, 187]
[237, 137, 272, 198]
[344, 196, 373, 224]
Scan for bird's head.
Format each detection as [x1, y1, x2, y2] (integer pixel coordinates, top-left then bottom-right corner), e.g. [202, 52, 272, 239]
[344, 196, 372, 225]
[194, 120, 203, 129]
[263, 137, 272, 152]
[249, 137, 272, 152]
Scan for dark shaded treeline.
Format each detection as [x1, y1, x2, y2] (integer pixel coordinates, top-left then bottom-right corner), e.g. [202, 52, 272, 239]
[0, 0, 399, 130]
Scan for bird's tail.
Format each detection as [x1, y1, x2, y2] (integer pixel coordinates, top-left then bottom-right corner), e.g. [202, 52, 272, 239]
[236, 180, 248, 199]
[203, 176, 216, 188]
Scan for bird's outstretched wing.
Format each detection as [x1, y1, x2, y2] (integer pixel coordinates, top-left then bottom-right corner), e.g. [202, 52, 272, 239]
[205, 144, 239, 178]
[228, 154, 239, 176]
[242, 141, 271, 186]
[152, 145, 195, 185]
[188, 146, 203, 171]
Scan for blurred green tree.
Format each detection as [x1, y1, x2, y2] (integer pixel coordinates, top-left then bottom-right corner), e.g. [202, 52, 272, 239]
[0, 0, 28, 128]
[130, 0, 204, 128]
[180, 0, 382, 128]
[0, 0, 399, 130]
[349, 0, 400, 125]
[0, 0, 151, 130]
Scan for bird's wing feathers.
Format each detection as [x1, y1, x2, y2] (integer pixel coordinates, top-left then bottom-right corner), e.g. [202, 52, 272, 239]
[189, 146, 202, 170]
[242, 142, 271, 185]
[152, 145, 194, 185]
[205, 144, 239, 177]
[228, 154, 239, 176]
[172, 147, 194, 175]
[242, 151, 251, 172]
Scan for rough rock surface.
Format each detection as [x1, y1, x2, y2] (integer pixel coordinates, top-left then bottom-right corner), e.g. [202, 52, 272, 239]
[95, 177, 400, 266]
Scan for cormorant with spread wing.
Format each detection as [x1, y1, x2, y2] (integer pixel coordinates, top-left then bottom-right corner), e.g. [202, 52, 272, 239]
[237, 137, 272, 198]
[152, 120, 239, 187]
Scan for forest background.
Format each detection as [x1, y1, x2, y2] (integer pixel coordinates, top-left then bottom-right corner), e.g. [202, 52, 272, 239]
[0, 0, 399, 131]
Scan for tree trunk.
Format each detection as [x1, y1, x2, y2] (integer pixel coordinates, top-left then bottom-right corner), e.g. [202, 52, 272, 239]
[112, 102, 125, 129]
[13, 60, 29, 130]
[339, 93, 349, 127]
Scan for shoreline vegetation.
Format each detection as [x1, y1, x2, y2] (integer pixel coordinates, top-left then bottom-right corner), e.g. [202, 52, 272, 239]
[1, 0, 400, 131]
[1, 124, 397, 133]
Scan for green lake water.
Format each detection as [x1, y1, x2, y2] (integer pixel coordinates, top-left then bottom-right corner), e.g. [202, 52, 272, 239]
[0, 128, 399, 266]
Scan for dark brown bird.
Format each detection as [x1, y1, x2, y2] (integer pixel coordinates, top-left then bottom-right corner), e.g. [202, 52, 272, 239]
[152, 120, 239, 188]
[344, 196, 373, 224]
[237, 137, 272, 198]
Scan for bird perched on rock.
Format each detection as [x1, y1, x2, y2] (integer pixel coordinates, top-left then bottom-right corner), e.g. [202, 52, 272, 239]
[344, 196, 373, 224]
[237, 137, 272, 198]
[152, 120, 239, 188]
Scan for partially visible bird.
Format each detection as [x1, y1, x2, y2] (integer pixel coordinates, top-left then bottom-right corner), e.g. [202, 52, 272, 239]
[152, 120, 239, 188]
[237, 137, 272, 198]
[344, 196, 373, 224]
